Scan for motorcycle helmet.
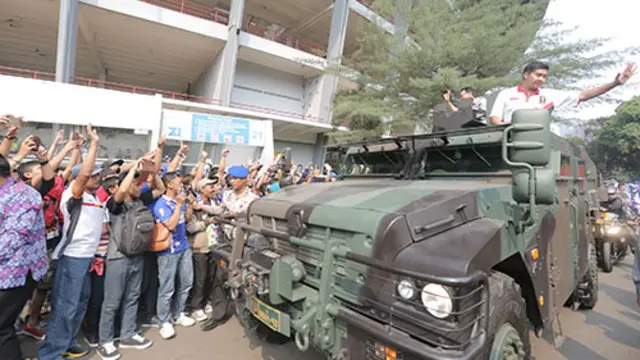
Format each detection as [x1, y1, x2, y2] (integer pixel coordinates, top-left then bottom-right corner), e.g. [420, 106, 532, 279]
[607, 187, 617, 195]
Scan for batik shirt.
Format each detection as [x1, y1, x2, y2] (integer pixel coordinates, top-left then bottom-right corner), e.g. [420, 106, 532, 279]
[0, 177, 49, 289]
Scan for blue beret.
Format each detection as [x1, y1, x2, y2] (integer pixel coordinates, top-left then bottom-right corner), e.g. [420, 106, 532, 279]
[228, 165, 250, 179]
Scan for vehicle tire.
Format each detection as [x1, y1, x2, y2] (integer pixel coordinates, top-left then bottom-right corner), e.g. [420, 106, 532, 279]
[602, 242, 613, 273]
[578, 243, 599, 310]
[619, 242, 628, 261]
[484, 272, 531, 360]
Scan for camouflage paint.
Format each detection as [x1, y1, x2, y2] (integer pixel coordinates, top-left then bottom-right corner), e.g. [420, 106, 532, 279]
[237, 122, 598, 359]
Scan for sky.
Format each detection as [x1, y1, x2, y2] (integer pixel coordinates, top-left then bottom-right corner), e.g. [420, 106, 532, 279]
[542, 0, 640, 123]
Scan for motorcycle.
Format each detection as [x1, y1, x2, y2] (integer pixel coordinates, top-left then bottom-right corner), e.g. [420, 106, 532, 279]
[592, 209, 632, 272]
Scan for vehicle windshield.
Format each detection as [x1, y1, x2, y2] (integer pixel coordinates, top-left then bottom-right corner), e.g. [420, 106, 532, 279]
[336, 128, 510, 178]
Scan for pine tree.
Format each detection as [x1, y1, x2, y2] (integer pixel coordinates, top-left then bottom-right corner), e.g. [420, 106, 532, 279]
[330, 0, 637, 142]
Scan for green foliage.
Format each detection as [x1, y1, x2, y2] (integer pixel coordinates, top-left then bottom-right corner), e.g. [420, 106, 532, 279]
[585, 97, 640, 180]
[330, 0, 637, 142]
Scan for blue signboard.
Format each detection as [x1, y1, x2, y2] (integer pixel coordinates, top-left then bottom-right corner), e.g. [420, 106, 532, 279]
[191, 114, 250, 145]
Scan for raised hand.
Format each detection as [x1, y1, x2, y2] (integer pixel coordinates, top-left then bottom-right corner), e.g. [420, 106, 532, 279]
[87, 124, 100, 143]
[616, 63, 637, 85]
[35, 146, 48, 161]
[0, 116, 8, 132]
[157, 136, 167, 148]
[53, 130, 66, 146]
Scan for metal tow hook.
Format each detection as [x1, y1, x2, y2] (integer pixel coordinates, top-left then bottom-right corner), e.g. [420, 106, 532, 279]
[295, 330, 310, 352]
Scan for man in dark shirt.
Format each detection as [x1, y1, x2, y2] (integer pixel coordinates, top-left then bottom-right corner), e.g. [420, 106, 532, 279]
[98, 161, 163, 359]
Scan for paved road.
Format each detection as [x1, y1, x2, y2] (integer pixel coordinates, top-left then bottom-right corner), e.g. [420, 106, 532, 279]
[21, 257, 640, 360]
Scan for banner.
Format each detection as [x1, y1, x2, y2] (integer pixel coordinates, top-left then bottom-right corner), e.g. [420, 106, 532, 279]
[162, 109, 266, 147]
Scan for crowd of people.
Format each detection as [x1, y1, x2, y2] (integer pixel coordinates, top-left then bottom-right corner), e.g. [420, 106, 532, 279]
[0, 115, 338, 360]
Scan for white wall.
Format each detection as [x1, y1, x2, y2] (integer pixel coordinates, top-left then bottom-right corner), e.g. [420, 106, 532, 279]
[80, 0, 228, 40]
[191, 51, 224, 100]
[303, 75, 323, 118]
[0, 75, 163, 131]
[231, 60, 306, 116]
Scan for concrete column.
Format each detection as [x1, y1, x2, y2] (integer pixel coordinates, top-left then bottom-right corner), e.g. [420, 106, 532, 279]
[315, 0, 350, 124]
[312, 133, 328, 167]
[383, 0, 412, 136]
[55, 0, 79, 83]
[218, 0, 245, 106]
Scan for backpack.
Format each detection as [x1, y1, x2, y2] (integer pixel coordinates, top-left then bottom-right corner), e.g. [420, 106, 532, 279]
[112, 200, 155, 256]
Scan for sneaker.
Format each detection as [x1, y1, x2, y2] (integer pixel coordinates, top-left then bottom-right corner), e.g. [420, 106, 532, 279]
[191, 309, 208, 322]
[141, 316, 162, 328]
[85, 333, 99, 348]
[63, 344, 89, 358]
[97, 341, 121, 360]
[119, 334, 153, 350]
[204, 304, 213, 314]
[159, 323, 176, 340]
[173, 313, 196, 327]
[22, 324, 46, 341]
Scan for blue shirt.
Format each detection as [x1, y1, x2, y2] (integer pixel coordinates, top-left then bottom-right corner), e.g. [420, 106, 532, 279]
[152, 195, 188, 256]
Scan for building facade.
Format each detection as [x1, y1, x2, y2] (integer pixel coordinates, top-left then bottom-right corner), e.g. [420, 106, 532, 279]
[0, 0, 396, 166]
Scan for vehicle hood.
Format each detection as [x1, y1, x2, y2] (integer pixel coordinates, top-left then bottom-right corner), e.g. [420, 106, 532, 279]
[248, 178, 511, 240]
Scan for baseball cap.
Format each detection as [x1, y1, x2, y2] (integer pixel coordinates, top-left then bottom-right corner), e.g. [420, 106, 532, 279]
[101, 159, 124, 169]
[71, 164, 102, 179]
[102, 168, 119, 181]
[197, 177, 219, 191]
[227, 165, 250, 179]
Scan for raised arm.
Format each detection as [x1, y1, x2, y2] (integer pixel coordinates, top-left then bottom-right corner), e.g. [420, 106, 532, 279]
[71, 124, 100, 199]
[579, 63, 636, 102]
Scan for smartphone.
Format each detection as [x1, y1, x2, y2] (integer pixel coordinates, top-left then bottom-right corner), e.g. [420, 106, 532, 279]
[140, 159, 156, 173]
[5, 115, 22, 126]
[31, 135, 42, 149]
[71, 132, 81, 141]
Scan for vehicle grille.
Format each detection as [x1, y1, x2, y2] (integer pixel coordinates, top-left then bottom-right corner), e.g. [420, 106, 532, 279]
[252, 216, 485, 353]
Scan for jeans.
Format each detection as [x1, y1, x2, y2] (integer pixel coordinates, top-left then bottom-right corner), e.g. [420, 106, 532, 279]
[0, 275, 36, 360]
[633, 238, 640, 297]
[37, 256, 93, 360]
[157, 248, 193, 323]
[190, 252, 216, 312]
[99, 255, 144, 343]
[138, 252, 158, 322]
[84, 257, 106, 340]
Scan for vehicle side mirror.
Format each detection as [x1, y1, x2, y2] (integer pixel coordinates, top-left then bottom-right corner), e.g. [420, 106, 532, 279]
[512, 168, 556, 205]
[506, 109, 552, 167]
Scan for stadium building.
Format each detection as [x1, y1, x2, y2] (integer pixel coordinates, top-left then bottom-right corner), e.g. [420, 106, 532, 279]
[0, 0, 398, 166]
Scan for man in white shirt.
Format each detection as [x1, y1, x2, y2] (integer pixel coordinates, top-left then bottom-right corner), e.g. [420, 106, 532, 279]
[38, 124, 105, 360]
[489, 61, 636, 125]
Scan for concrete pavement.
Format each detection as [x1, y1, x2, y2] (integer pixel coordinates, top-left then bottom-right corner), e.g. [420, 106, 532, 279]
[20, 257, 640, 360]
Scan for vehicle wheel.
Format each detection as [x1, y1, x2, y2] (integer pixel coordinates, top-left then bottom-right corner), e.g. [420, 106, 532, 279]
[602, 242, 613, 273]
[485, 272, 531, 360]
[578, 243, 599, 310]
[619, 242, 628, 261]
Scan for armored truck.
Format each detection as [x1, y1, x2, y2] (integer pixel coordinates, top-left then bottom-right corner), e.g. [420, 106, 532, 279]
[214, 109, 601, 360]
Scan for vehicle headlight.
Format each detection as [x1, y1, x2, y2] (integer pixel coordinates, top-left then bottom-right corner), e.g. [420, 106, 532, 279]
[397, 279, 416, 300]
[605, 225, 621, 235]
[420, 284, 453, 319]
[604, 213, 618, 221]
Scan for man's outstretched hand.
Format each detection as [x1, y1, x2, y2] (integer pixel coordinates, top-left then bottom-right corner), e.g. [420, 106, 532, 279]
[616, 63, 637, 85]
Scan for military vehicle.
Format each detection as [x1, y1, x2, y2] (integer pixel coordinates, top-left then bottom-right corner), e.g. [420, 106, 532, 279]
[213, 109, 600, 360]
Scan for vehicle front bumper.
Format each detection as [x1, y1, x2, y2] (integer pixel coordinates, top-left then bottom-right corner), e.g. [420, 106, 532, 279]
[337, 306, 487, 360]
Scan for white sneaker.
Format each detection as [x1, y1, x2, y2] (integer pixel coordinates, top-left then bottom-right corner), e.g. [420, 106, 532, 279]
[159, 323, 175, 340]
[192, 310, 208, 322]
[174, 313, 196, 327]
[204, 304, 213, 314]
